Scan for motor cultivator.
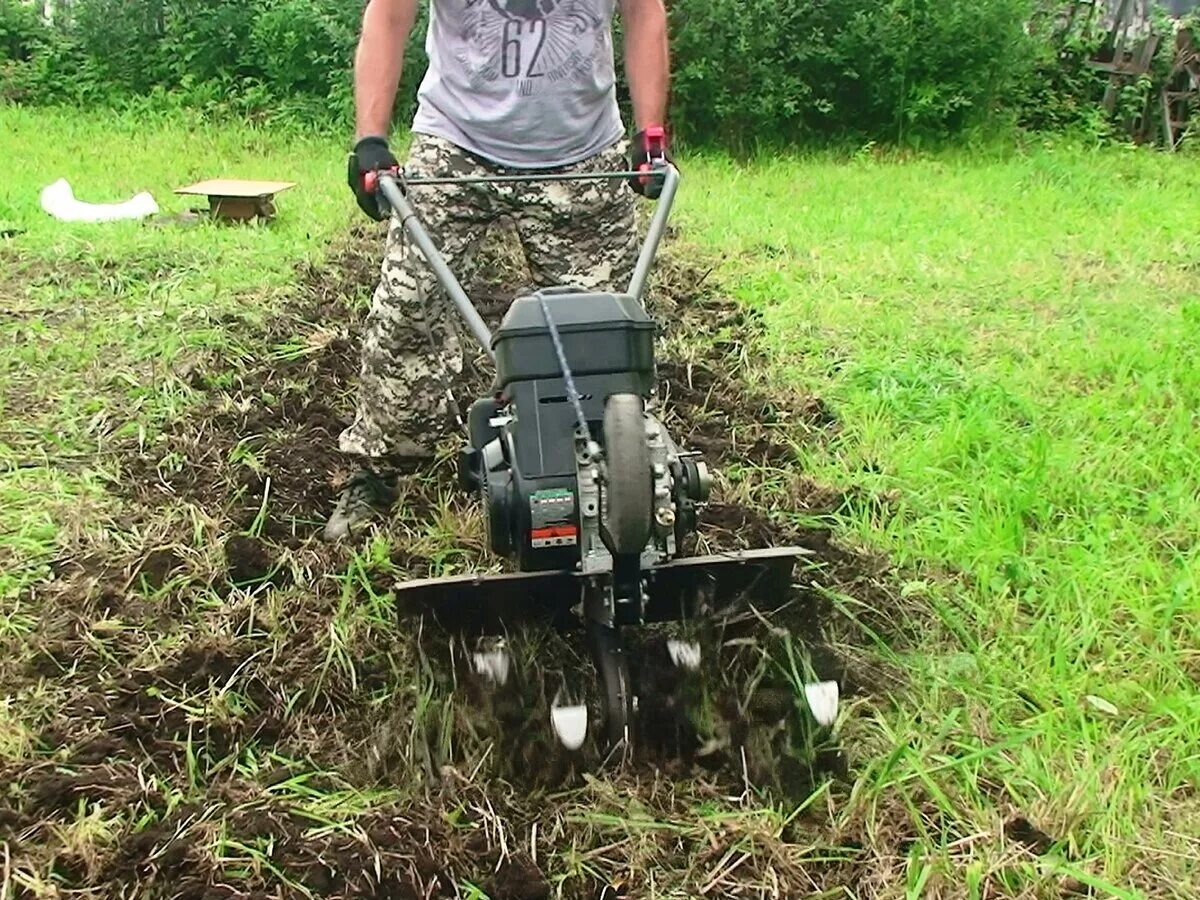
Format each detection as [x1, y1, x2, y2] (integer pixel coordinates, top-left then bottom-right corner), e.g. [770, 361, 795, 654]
[370, 164, 834, 756]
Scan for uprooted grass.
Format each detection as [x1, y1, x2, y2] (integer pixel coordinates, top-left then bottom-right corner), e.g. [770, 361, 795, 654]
[1, 221, 923, 897]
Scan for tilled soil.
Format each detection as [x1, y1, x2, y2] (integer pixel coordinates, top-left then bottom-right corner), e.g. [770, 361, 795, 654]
[0, 223, 912, 898]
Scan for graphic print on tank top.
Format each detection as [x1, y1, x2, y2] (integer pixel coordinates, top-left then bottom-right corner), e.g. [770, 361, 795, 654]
[457, 0, 608, 96]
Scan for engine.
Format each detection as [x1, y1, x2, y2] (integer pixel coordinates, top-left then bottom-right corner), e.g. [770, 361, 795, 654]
[458, 286, 711, 582]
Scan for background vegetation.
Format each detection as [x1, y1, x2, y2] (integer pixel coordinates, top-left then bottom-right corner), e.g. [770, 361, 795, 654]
[2, 0, 1188, 145]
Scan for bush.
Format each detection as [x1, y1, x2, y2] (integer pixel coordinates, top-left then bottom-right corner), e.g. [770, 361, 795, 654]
[158, 0, 258, 88]
[1, 0, 45, 100]
[1, 1, 111, 104]
[0, 0, 46, 62]
[251, 0, 349, 96]
[666, 0, 1039, 145]
[0, 0, 1114, 146]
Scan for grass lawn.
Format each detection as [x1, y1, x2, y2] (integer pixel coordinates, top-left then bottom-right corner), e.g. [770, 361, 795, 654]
[1, 105, 1197, 897]
[685, 146, 1200, 892]
[0, 106, 350, 596]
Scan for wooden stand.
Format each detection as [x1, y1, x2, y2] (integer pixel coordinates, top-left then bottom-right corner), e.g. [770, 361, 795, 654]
[174, 179, 296, 222]
[1161, 27, 1200, 150]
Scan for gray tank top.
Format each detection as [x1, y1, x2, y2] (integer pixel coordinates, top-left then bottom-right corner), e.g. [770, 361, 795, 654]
[411, 0, 624, 169]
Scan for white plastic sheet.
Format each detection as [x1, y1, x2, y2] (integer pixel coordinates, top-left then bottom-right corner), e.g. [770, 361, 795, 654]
[40, 179, 159, 223]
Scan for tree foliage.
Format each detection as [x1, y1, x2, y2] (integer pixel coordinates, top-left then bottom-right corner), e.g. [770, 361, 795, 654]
[0, 0, 1156, 144]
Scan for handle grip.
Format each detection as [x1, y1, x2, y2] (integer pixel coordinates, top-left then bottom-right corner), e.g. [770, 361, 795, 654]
[362, 166, 400, 195]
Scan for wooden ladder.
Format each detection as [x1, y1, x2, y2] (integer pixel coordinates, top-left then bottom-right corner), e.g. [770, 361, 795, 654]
[1160, 27, 1200, 149]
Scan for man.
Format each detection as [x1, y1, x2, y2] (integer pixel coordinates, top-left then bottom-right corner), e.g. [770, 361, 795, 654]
[325, 0, 672, 540]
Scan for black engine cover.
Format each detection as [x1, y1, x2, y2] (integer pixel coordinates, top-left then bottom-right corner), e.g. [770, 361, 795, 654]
[491, 288, 656, 394]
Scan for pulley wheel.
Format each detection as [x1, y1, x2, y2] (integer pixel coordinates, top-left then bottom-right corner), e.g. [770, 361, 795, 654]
[602, 393, 653, 555]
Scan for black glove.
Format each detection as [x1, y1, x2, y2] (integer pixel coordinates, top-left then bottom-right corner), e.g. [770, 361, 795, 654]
[629, 126, 671, 199]
[347, 136, 400, 221]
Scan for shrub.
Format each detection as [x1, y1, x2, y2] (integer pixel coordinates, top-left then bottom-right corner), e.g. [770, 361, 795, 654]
[0, 0, 1114, 146]
[666, 0, 1039, 145]
[0, 0, 47, 62]
[251, 0, 346, 96]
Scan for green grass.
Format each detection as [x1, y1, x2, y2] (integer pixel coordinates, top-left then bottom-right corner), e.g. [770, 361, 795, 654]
[680, 142, 1200, 893]
[0, 106, 352, 595]
[2, 104, 1199, 895]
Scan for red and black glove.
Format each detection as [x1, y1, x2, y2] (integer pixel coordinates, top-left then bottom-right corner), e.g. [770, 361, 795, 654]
[347, 135, 400, 221]
[629, 126, 671, 199]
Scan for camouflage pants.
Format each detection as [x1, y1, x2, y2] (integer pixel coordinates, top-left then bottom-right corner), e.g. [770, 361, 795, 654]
[338, 133, 639, 461]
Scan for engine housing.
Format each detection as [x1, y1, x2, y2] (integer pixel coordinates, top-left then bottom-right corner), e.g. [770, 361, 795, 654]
[459, 287, 709, 574]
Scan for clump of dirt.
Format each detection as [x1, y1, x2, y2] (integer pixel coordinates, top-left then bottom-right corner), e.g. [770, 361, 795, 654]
[134, 548, 185, 590]
[1, 223, 920, 898]
[224, 533, 288, 587]
[1004, 816, 1059, 856]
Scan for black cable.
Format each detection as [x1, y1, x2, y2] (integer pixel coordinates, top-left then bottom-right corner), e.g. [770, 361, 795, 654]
[536, 292, 592, 443]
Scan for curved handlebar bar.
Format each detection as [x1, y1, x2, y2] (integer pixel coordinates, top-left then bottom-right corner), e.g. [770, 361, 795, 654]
[364, 166, 675, 192]
[368, 164, 680, 360]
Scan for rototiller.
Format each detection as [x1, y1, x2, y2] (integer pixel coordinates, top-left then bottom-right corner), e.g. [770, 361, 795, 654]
[367, 161, 829, 755]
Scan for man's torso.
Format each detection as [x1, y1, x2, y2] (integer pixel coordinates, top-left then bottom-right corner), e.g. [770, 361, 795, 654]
[412, 0, 624, 169]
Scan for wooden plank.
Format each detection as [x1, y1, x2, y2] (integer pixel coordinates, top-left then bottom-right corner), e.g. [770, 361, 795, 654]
[1088, 59, 1144, 74]
[1162, 87, 1177, 151]
[175, 179, 295, 198]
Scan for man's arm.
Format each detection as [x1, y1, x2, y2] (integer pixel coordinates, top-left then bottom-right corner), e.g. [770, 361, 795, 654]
[619, 0, 669, 130]
[354, 0, 420, 140]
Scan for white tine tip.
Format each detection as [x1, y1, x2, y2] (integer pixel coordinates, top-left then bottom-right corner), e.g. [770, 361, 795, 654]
[667, 639, 702, 671]
[804, 680, 840, 728]
[473, 649, 511, 686]
[551, 704, 589, 751]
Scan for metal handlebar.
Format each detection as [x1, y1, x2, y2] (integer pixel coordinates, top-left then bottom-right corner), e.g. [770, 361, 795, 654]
[372, 164, 680, 362]
[375, 174, 497, 360]
[629, 166, 680, 301]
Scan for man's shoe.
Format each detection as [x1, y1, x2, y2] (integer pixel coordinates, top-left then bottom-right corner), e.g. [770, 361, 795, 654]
[322, 469, 399, 542]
